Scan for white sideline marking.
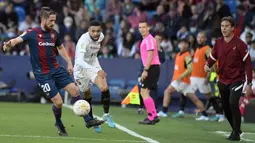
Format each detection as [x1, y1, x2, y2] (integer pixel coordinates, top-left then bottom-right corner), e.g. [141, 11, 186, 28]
[0, 134, 146, 142]
[215, 131, 255, 142]
[64, 104, 159, 143]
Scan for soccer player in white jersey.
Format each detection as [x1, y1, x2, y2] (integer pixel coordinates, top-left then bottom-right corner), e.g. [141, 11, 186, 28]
[74, 20, 116, 133]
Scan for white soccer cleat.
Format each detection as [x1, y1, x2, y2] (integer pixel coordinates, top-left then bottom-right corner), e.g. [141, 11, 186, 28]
[157, 111, 168, 117]
[195, 116, 209, 121]
[218, 115, 225, 122]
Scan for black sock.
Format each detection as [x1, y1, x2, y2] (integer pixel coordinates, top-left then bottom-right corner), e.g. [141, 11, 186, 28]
[84, 97, 93, 119]
[201, 110, 208, 116]
[138, 85, 144, 108]
[162, 106, 168, 113]
[216, 97, 224, 114]
[180, 94, 187, 111]
[139, 95, 144, 108]
[101, 90, 110, 114]
[209, 97, 221, 114]
[205, 100, 211, 110]
[52, 105, 62, 125]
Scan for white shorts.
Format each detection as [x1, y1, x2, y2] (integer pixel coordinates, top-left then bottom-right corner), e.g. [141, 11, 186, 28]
[74, 63, 101, 92]
[190, 77, 211, 94]
[171, 80, 193, 96]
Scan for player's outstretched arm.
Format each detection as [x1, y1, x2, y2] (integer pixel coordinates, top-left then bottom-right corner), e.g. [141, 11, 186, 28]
[57, 44, 73, 74]
[2, 37, 24, 51]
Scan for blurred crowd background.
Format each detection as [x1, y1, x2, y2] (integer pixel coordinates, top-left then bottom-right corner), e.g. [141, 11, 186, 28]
[0, 0, 254, 61]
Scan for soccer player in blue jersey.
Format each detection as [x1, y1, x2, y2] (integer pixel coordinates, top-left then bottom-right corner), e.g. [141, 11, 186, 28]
[2, 7, 104, 136]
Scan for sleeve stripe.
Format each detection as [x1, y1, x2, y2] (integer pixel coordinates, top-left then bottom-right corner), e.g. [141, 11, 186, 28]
[210, 53, 216, 61]
[243, 51, 249, 61]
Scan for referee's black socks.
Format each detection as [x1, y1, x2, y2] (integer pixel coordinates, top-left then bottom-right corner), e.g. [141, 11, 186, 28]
[209, 97, 222, 114]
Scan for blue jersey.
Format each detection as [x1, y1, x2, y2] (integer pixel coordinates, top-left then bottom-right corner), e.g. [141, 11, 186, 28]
[20, 27, 62, 74]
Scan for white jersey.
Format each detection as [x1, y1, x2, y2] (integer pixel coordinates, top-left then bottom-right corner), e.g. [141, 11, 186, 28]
[74, 32, 104, 70]
[74, 32, 104, 79]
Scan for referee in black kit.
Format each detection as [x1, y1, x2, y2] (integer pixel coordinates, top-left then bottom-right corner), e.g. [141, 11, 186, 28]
[205, 16, 253, 141]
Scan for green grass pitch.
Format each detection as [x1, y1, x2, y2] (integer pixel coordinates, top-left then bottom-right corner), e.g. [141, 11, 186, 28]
[0, 102, 254, 143]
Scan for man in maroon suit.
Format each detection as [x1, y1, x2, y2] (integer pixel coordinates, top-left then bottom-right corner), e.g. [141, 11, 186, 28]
[205, 16, 253, 141]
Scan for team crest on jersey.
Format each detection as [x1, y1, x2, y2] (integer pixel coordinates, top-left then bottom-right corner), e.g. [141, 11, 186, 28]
[81, 43, 85, 49]
[39, 34, 42, 38]
[51, 34, 55, 39]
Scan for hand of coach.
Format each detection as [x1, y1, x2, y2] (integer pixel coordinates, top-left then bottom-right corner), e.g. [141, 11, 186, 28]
[245, 84, 253, 97]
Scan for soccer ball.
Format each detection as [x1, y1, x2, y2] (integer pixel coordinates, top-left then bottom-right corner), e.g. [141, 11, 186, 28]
[73, 100, 90, 116]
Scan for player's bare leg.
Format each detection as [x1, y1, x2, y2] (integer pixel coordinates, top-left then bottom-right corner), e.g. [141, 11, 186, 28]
[51, 93, 67, 136]
[94, 75, 116, 128]
[82, 88, 102, 133]
[64, 83, 104, 128]
[186, 93, 209, 121]
[158, 85, 176, 117]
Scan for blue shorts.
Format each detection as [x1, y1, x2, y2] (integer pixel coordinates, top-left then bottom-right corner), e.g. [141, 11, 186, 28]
[35, 67, 73, 98]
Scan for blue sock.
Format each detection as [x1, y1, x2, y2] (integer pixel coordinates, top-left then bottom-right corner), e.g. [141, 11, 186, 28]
[71, 95, 82, 104]
[52, 105, 62, 125]
[84, 115, 92, 123]
[72, 95, 92, 123]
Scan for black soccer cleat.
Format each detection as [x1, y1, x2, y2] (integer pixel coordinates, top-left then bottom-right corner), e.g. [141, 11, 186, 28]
[227, 131, 242, 141]
[86, 118, 104, 128]
[153, 116, 160, 124]
[55, 124, 68, 136]
[138, 117, 160, 125]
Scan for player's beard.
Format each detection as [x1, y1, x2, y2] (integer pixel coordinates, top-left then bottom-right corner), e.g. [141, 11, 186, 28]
[44, 24, 53, 31]
[197, 42, 205, 48]
[90, 35, 99, 41]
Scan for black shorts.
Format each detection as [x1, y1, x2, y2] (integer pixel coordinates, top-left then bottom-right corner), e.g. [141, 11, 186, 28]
[140, 65, 160, 90]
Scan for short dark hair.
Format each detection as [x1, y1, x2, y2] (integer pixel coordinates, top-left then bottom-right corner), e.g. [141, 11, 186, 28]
[139, 20, 148, 25]
[40, 7, 56, 19]
[89, 20, 101, 27]
[221, 16, 235, 27]
[154, 32, 164, 38]
[237, 5, 245, 12]
[246, 32, 253, 38]
[179, 39, 190, 46]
